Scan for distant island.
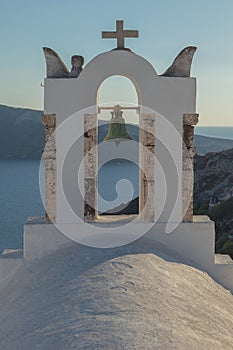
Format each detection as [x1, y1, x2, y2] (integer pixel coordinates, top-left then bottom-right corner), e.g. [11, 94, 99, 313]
[1, 104, 233, 159]
[0, 105, 43, 159]
[194, 134, 233, 155]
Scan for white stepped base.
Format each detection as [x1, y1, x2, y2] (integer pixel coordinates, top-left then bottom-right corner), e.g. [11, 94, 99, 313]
[0, 215, 233, 292]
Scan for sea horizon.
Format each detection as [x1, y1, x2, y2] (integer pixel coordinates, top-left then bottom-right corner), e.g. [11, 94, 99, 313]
[195, 126, 233, 140]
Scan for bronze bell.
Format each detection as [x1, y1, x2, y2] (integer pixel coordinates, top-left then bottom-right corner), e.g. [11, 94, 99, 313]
[104, 105, 132, 147]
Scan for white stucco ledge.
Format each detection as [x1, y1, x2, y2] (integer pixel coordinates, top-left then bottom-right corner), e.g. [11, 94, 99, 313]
[23, 215, 216, 262]
[215, 254, 233, 264]
[192, 215, 212, 222]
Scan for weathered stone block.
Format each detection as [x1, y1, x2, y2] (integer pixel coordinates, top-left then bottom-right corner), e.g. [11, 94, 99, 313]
[44, 159, 56, 171]
[84, 147, 97, 178]
[42, 114, 57, 223]
[84, 114, 97, 134]
[182, 170, 193, 222]
[45, 168, 56, 223]
[183, 125, 194, 149]
[141, 145, 155, 181]
[43, 150, 56, 160]
[182, 114, 198, 223]
[84, 114, 98, 220]
[141, 180, 155, 222]
[183, 204, 193, 222]
[42, 114, 56, 128]
[140, 114, 156, 146]
[183, 113, 199, 126]
[84, 177, 97, 221]
[140, 114, 156, 221]
[183, 156, 193, 171]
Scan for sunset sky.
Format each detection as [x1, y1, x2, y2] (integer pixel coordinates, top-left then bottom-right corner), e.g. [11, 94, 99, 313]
[0, 0, 233, 125]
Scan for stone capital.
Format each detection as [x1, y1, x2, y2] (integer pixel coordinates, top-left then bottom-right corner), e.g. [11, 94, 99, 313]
[140, 114, 156, 128]
[183, 113, 199, 126]
[84, 114, 97, 134]
[42, 114, 56, 128]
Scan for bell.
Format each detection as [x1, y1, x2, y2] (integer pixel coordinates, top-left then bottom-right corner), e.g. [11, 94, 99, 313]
[104, 105, 132, 147]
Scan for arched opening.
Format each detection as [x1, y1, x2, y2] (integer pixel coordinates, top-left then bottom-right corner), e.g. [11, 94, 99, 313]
[97, 76, 140, 217]
[97, 75, 139, 122]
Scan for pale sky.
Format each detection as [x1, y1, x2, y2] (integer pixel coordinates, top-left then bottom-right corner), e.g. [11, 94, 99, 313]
[0, 0, 233, 125]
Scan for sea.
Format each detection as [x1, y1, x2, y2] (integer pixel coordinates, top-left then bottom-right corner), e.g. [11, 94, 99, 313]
[195, 126, 233, 140]
[0, 126, 232, 253]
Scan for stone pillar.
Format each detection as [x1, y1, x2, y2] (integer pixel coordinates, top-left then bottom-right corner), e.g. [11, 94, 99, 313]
[84, 114, 98, 221]
[42, 114, 56, 223]
[140, 114, 156, 221]
[182, 113, 199, 222]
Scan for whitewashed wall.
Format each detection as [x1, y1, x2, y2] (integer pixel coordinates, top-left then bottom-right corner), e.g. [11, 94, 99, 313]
[44, 50, 196, 224]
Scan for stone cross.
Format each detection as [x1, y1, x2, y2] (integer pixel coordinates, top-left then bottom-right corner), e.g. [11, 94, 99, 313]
[102, 20, 139, 49]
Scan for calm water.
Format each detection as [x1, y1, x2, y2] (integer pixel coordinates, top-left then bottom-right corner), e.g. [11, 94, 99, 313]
[0, 160, 44, 252]
[98, 159, 139, 213]
[0, 159, 139, 252]
[195, 126, 233, 140]
[0, 126, 232, 252]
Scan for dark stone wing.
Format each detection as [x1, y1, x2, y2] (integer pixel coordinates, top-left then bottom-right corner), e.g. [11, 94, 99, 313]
[161, 46, 197, 77]
[43, 47, 69, 78]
